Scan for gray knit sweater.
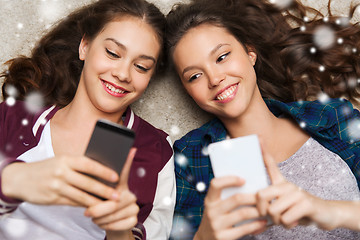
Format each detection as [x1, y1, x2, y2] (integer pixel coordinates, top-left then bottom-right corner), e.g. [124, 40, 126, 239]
[242, 137, 360, 240]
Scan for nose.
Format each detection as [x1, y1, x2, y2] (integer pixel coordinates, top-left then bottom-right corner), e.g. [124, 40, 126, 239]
[112, 60, 131, 82]
[207, 66, 225, 88]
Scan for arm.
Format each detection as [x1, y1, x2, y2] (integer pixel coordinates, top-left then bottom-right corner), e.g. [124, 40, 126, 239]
[171, 149, 266, 240]
[257, 151, 360, 231]
[87, 148, 139, 240]
[1, 155, 121, 208]
[0, 159, 24, 215]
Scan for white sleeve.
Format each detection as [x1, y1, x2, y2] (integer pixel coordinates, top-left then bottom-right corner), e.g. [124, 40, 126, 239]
[143, 136, 176, 239]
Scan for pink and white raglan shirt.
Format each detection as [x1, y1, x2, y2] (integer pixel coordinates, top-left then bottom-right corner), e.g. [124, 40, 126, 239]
[0, 101, 175, 240]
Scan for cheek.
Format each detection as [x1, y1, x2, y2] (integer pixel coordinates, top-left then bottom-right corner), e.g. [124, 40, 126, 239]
[133, 74, 151, 92]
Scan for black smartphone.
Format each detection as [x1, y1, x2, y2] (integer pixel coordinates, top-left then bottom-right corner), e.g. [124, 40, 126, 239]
[85, 119, 135, 191]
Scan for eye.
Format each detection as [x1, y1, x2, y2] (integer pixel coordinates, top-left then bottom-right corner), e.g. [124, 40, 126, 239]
[106, 48, 119, 58]
[135, 64, 150, 73]
[189, 73, 202, 82]
[216, 52, 230, 63]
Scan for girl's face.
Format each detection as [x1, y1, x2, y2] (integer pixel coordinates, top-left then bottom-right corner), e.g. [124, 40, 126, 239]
[173, 24, 260, 120]
[78, 16, 160, 115]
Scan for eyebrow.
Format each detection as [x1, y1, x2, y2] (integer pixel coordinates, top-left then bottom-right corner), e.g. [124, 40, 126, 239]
[105, 38, 156, 63]
[182, 43, 230, 76]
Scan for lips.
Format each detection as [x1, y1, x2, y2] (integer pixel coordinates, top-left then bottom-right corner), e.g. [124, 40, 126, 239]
[101, 80, 128, 97]
[215, 83, 238, 103]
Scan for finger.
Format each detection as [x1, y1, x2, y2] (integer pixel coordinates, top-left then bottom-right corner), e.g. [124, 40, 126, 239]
[93, 203, 139, 225]
[221, 206, 262, 229]
[259, 139, 284, 185]
[218, 219, 268, 240]
[219, 193, 257, 214]
[262, 152, 284, 185]
[99, 216, 138, 231]
[86, 191, 136, 218]
[207, 176, 245, 202]
[118, 148, 137, 188]
[54, 182, 102, 207]
[66, 170, 120, 201]
[71, 156, 119, 183]
[256, 182, 293, 217]
[280, 200, 310, 227]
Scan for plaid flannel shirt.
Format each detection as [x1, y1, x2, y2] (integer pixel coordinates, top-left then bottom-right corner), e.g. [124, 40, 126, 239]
[170, 98, 360, 239]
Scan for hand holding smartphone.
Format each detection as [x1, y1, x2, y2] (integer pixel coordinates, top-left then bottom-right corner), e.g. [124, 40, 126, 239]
[208, 134, 269, 198]
[208, 134, 270, 226]
[85, 119, 135, 191]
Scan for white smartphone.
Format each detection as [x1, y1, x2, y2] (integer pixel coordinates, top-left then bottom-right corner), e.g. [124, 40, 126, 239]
[208, 134, 269, 199]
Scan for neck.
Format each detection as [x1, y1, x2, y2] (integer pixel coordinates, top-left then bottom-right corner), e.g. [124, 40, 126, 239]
[220, 88, 278, 140]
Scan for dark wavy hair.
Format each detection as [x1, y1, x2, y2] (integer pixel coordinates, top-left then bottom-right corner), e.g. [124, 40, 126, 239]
[1, 0, 166, 107]
[166, 0, 360, 104]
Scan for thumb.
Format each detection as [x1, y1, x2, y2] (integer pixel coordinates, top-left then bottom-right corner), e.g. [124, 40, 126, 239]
[117, 147, 137, 189]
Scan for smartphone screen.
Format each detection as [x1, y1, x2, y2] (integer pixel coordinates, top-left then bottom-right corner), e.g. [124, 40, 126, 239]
[85, 119, 135, 190]
[208, 134, 269, 199]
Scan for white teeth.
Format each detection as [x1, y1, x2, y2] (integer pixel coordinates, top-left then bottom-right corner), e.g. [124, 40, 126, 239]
[216, 85, 236, 101]
[104, 82, 125, 94]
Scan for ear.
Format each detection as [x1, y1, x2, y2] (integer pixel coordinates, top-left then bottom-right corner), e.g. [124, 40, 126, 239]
[246, 45, 257, 66]
[248, 50, 257, 66]
[79, 36, 89, 61]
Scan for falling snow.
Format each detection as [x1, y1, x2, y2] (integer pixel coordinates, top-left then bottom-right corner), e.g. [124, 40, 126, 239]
[175, 153, 188, 168]
[317, 92, 330, 103]
[201, 146, 209, 156]
[170, 215, 192, 238]
[162, 196, 173, 206]
[6, 97, 15, 106]
[313, 25, 335, 50]
[136, 167, 146, 178]
[196, 182, 206, 192]
[347, 119, 360, 141]
[25, 92, 44, 113]
[269, 0, 294, 10]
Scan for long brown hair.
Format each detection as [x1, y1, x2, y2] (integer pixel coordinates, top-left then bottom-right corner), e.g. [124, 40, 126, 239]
[1, 0, 166, 108]
[166, 0, 360, 104]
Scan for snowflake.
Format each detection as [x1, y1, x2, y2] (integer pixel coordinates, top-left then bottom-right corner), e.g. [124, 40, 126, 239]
[170, 125, 180, 136]
[309, 47, 317, 54]
[201, 146, 209, 156]
[170, 215, 192, 238]
[347, 119, 360, 141]
[317, 92, 330, 103]
[6, 97, 16, 106]
[25, 92, 44, 114]
[175, 153, 188, 168]
[269, 0, 294, 10]
[136, 167, 146, 178]
[5, 84, 18, 97]
[196, 182, 206, 192]
[162, 196, 173, 206]
[22, 119, 29, 126]
[313, 25, 335, 50]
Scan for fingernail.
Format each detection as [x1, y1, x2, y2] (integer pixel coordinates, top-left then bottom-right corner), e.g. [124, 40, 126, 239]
[84, 210, 90, 217]
[112, 191, 120, 200]
[111, 174, 118, 182]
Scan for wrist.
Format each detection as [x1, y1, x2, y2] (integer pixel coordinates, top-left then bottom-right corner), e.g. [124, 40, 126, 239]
[106, 229, 134, 240]
[2, 162, 25, 201]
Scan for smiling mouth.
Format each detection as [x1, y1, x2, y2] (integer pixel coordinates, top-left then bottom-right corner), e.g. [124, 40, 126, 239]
[104, 82, 126, 94]
[215, 84, 237, 101]
[101, 80, 128, 97]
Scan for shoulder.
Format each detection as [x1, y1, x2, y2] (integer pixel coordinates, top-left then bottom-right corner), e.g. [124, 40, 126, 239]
[174, 118, 225, 153]
[131, 112, 173, 167]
